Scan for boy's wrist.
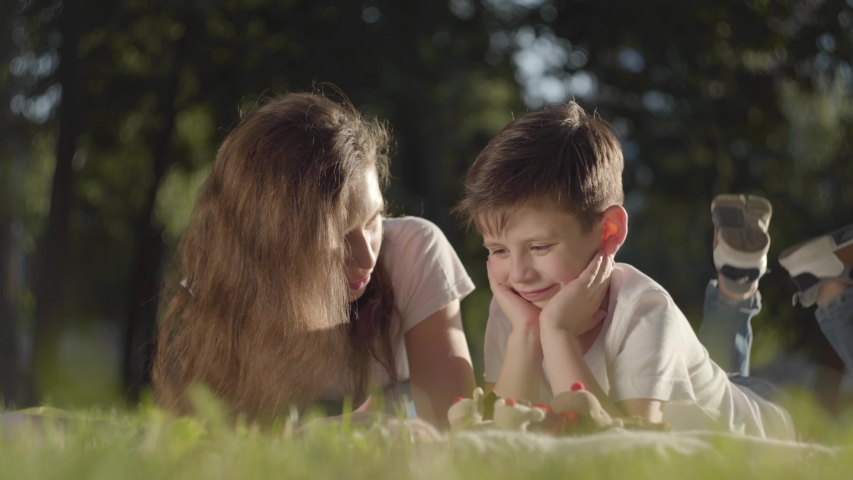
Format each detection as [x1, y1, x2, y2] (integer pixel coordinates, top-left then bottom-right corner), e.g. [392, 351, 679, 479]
[508, 325, 544, 356]
[539, 326, 584, 376]
[539, 322, 576, 338]
[510, 322, 541, 336]
[539, 314, 575, 336]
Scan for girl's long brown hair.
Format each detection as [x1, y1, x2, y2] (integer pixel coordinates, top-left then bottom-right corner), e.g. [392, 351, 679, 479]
[153, 92, 397, 421]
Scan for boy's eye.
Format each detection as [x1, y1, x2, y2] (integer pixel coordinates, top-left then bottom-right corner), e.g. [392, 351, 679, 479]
[530, 245, 552, 253]
[489, 249, 508, 256]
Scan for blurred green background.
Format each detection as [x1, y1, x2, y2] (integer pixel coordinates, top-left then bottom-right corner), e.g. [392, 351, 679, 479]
[1, 0, 851, 411]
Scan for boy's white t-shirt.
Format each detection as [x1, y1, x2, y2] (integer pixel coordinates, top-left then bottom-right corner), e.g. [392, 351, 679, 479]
[321, 216, 475, 399]
[483, 262, 795, 440]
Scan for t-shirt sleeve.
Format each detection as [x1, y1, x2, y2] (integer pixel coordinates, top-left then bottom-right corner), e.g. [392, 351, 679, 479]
[483, 298, 512, 384]
[384, 217, 475, 333]
[608, 290, 696, 404]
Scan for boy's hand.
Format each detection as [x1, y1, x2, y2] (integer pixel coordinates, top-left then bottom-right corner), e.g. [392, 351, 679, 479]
[540, 252, 613, 336]
[487, 257, 542, 330]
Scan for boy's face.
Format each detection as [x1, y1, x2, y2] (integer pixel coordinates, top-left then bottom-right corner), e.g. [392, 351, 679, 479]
[482, 201, 601, 309]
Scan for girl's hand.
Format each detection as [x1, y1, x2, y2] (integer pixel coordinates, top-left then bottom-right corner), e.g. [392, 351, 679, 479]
[354, 396, 376, 413]
[487, 257, 542, 331]
[540, 253, 613, 336]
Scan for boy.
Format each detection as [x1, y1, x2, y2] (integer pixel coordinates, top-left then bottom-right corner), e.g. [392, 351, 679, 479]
[455, 101, 795, 439]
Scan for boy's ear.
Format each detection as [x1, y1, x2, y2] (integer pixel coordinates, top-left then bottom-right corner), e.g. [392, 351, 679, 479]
[599, 205, 628, 256]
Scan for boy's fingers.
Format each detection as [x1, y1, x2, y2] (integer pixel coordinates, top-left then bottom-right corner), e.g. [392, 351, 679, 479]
[486, 259, 500, 289]
[594, 254, 614, 289]
[581, 253, 600, 279]
[486, 264, 504, 293]
[593, 253, 606, 284]
[487, 259, 518, 300]
[585, 253, 604, 287]
[596, 254, 612, 287]
[486, 265, 516, 305]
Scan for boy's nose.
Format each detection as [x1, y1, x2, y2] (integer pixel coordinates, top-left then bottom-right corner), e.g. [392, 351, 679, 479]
[348, 231, 377, 271]
[508, 256, 536, 284]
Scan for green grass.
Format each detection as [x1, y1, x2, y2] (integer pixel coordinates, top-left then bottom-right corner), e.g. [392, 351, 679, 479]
[1, 388, 852, 480]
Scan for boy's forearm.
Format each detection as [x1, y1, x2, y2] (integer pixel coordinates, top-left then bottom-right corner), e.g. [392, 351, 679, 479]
[493, 325, 544, 402]
[539, 325, 622, 418]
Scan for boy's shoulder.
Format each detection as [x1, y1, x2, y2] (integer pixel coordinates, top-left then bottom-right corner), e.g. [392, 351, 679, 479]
[609, 262, 681, 321]
[603, 262, 693, 346]
[610, 262, 671, 300]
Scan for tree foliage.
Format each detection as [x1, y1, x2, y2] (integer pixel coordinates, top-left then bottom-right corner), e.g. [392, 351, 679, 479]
[1, 0, 851, 407]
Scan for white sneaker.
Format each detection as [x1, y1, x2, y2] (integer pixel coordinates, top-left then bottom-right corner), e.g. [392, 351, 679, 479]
[711, 194, 773, 296]
[778, 223, 853, 307]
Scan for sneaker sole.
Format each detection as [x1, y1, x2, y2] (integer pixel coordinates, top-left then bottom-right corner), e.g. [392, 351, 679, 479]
[778, 224, 853, 279]
[711, 194, 772, 254]
[779, 224, 853, 306]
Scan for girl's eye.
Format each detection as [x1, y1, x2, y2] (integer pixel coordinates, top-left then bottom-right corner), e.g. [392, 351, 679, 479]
[366, 213, 382, 228]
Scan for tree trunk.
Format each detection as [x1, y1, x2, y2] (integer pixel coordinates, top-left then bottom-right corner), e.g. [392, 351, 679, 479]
[0, 219, 18, 404]
[0, 0, 22, 406]
[123, 28, 189, 403]
[28, 0, 83, 406]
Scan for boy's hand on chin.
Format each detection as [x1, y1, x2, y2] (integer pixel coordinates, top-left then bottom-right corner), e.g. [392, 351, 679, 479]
[487, 257, 541, 330]
[540, 252, 614, 336]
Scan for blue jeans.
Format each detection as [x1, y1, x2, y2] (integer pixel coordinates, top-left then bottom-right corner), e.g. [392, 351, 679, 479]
[698, 280, 759, 378]
[699, 280, 853, 398]
[814, 288, 853, 371]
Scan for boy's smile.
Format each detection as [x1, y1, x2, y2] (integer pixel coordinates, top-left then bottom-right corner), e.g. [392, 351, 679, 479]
[482, 201, 602, 309]
[515, 284, 557, 301]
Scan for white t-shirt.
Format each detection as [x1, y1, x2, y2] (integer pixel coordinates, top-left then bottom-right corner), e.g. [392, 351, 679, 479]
[321, 216, 475, 399]
[483, 262, 795, 440]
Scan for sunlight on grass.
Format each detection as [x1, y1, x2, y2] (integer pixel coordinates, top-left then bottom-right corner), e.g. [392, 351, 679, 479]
[1, 386, 851, 479]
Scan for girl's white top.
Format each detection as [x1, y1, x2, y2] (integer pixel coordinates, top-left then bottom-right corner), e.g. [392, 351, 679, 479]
[321, 216, 475, 399]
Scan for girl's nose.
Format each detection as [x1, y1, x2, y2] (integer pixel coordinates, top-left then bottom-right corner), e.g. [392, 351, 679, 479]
[348, 230, 377, 271]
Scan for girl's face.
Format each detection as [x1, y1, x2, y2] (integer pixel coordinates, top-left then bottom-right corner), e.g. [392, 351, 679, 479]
[345, 168, 385, 301]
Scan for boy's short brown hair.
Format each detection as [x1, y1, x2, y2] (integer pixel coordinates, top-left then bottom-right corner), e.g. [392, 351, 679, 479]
[455, 100, 624, 234]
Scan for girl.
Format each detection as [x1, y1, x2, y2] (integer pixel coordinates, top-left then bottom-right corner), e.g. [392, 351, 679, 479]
[153, 92, 475, 427]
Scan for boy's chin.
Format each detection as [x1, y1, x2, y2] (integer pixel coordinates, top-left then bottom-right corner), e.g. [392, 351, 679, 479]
[530, 299, 549, 309]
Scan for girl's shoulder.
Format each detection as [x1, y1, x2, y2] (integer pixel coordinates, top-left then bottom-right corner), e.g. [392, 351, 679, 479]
[382, 216, 445, 241]
[381, 216, 453, 260]
[381, 216, 474, 329]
